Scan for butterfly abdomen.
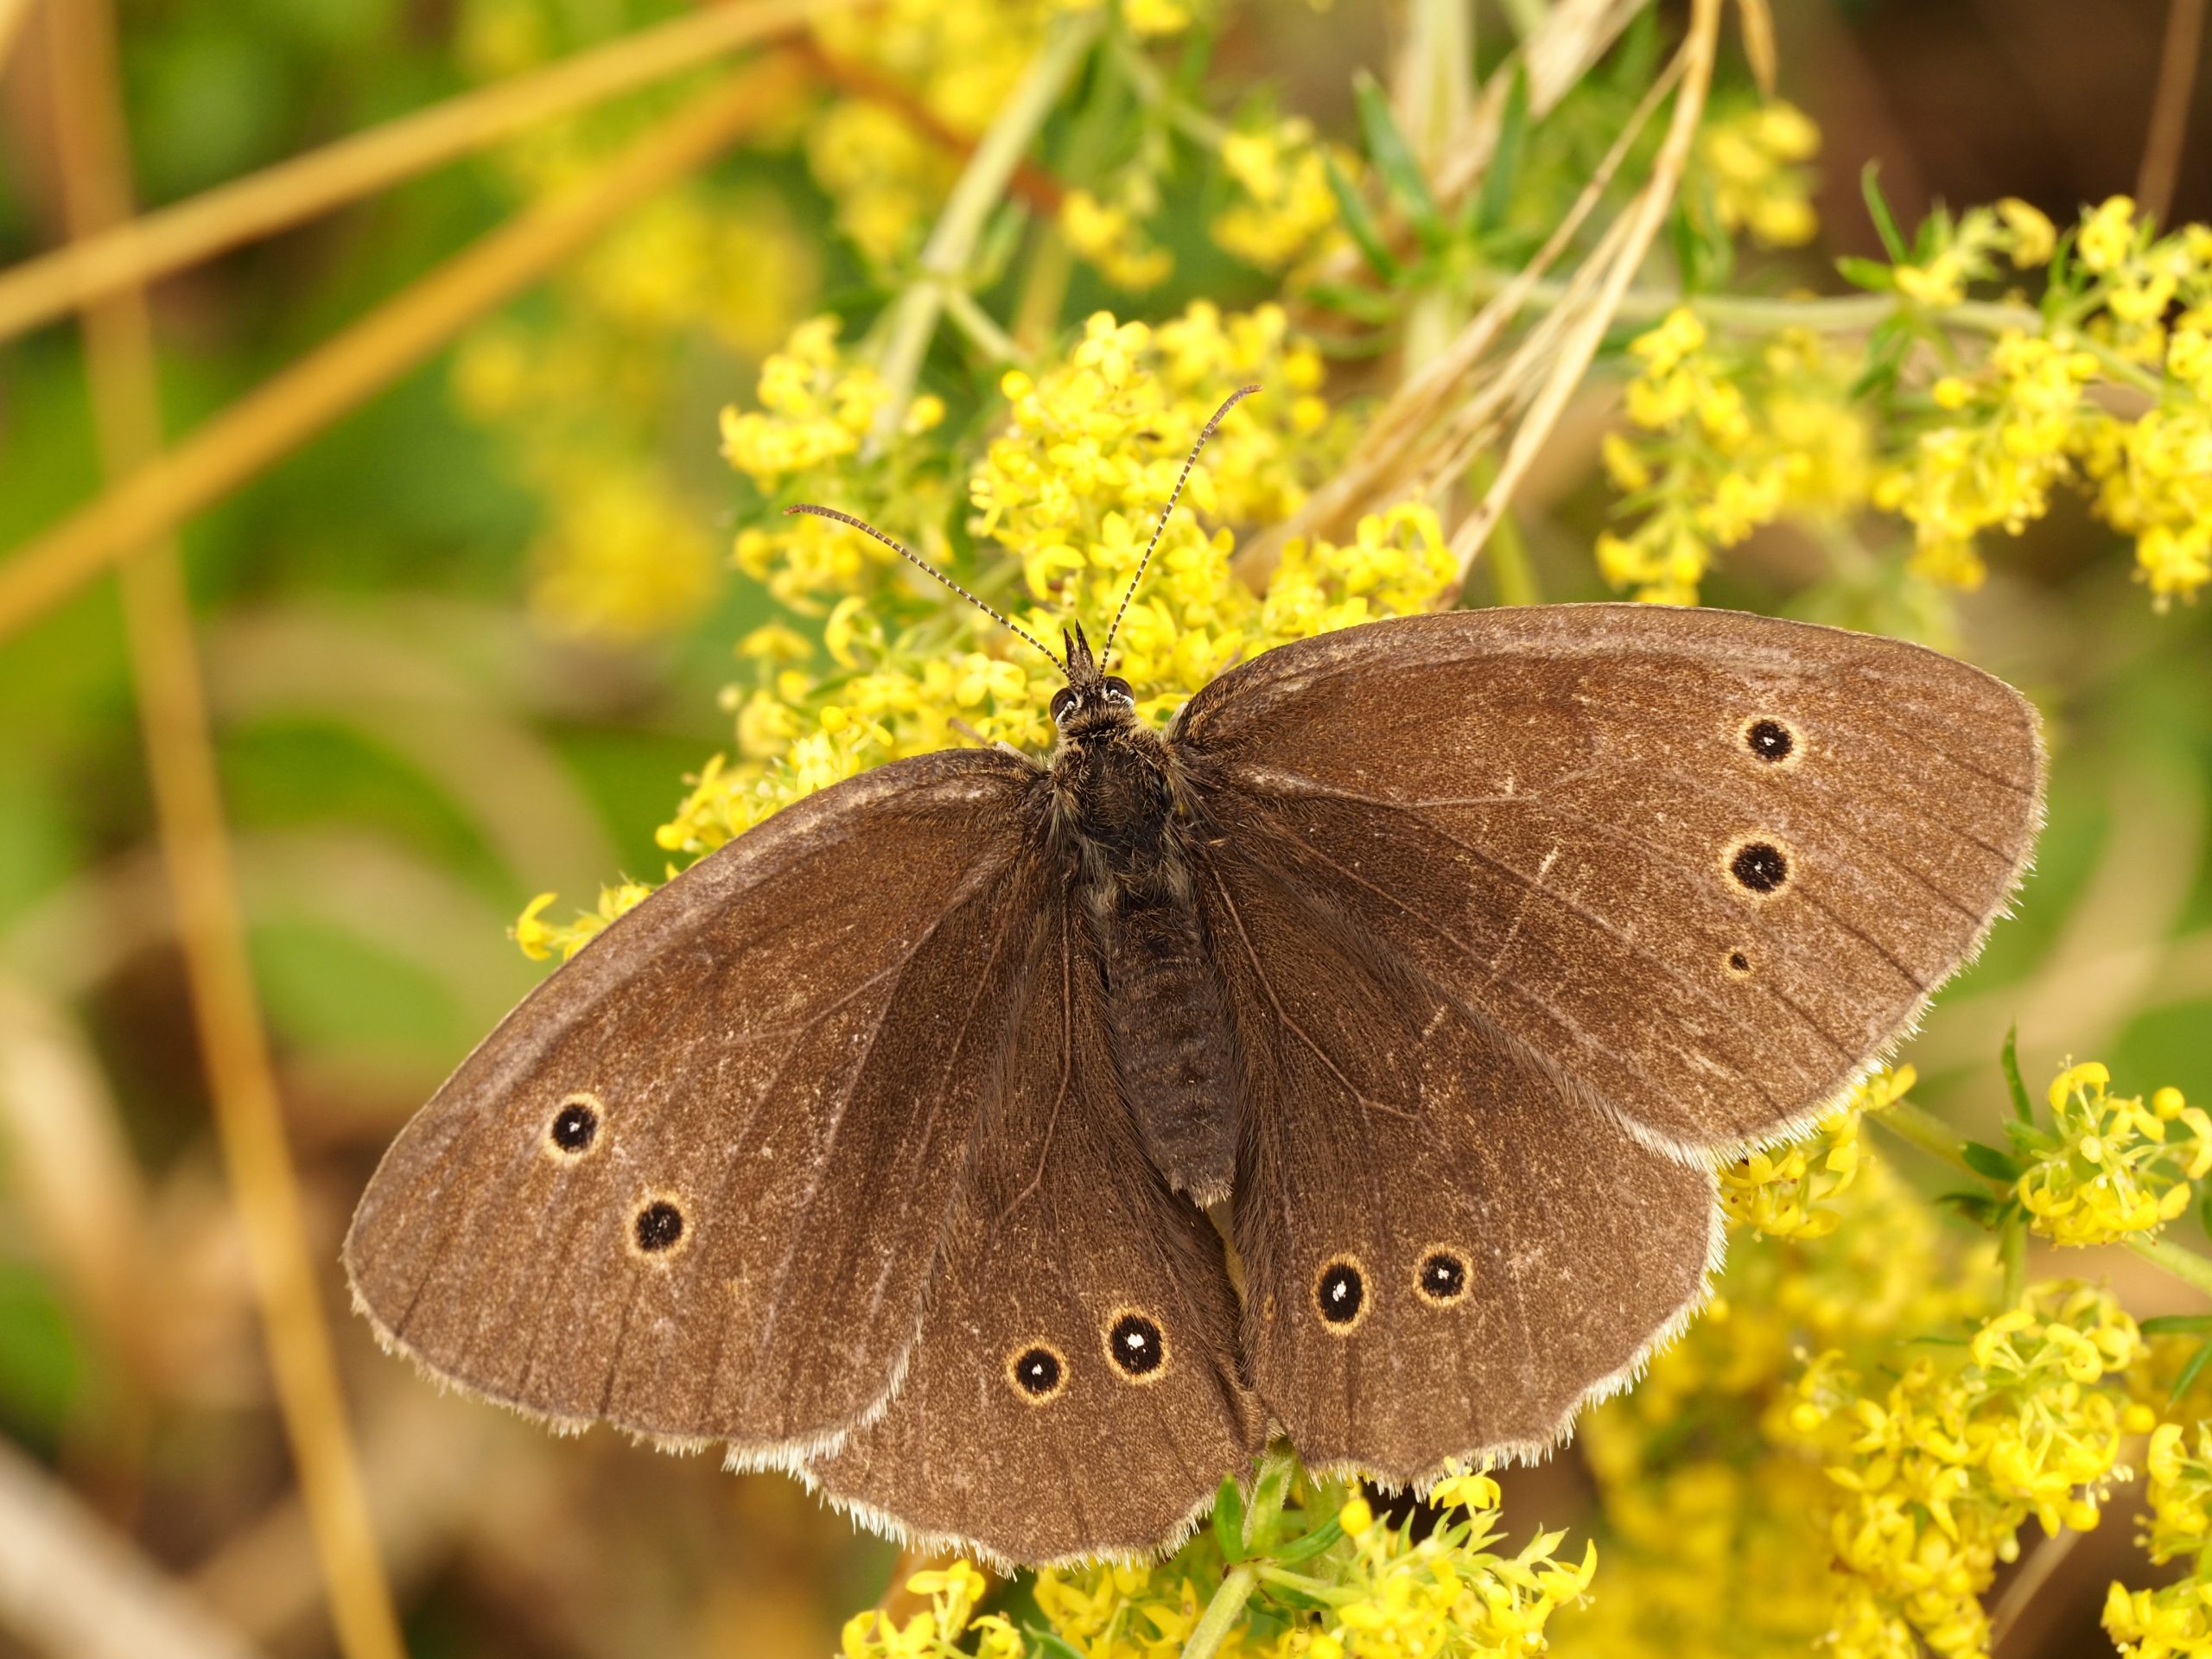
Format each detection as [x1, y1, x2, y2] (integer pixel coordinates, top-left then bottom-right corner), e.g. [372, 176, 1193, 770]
[1054, 720, 1241, 1205]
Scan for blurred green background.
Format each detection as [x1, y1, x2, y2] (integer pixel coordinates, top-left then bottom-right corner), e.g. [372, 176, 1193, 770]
[1, 0, 2209, 1655]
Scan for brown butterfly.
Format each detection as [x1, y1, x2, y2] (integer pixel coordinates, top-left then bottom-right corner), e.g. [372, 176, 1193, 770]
[346, 391, 2044, 1567]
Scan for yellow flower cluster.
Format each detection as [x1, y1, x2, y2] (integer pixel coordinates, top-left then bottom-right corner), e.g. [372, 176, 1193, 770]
[1789, 1282, 2150, 1658]
[1031, 1476, 1593, 1658]
[842, 1561, 1020, 1659]
[516, 302, 1437, 952]
[1214, 118, 1345, 270]
[1063, 182, 1176, 290]
[1563, 1157, 2000, 1659]
[448, 0, 820, 642]
[803, 0, 1088, 264]
[2015, 1061, 2209, 1248]
[2105, 1422, 2212, 1659]
[1599, 312, 1870, 604]
[1875, 332, 2103, 591]
[1719, 1065, 1915, 1240]
[2084, 305, 2212, 606]
[1597, 195, 2212, 610]
[512, 880, 655, 963]
[1694, 99, 1821, 248]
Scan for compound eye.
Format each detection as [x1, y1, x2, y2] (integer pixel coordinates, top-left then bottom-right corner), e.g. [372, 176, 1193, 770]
[1103, 677, 1134, 705]
[1050, 687, 1077, 724]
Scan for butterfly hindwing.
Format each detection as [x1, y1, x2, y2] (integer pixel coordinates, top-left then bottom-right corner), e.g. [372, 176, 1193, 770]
[1174, 604, 2043, 1156]
[806, 887, 1261, 1566]
[1195, 842, 1716, 1481]
[344, 750, 1049, 1462]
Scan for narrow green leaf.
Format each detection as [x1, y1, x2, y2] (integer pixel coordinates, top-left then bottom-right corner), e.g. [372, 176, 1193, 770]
[2141, 1315, 2212, 1335]
[2001, 1026, 2034, 1123]
[1212, 1476, 1247, 1562]
[1835, 255, 1897, 292]
[1352, 72, 1444, 244]
[1473, 66, 1529, 237]
[2171, 1339, 2212, 1407]
[1320, 149, 1401, 283]
[1936, 1190, 2006, 1226]
[1301, 278, 1402, 324]
[1024, 1626, 1088, 1659]
[1962, 1141, 2026, 1183]
[1861, 162, 1909, 262]
[1270, 1516, 1346, 1564]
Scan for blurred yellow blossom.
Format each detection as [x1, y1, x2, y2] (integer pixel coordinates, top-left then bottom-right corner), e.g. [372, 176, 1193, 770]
[1719, 1065, 1915, 1240]
[842, 1561, 1019, 1659]
[1697, 99, 1821, 247]
[1214, 118, 1344, 269]
[1789, 1282, 2142, 1658]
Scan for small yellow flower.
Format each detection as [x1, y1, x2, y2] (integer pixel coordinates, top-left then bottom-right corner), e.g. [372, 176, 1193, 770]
[2018, 1061, 2209, 1247]
[1997, 197, 2057, 266]
[2082, 194, 2139, 272]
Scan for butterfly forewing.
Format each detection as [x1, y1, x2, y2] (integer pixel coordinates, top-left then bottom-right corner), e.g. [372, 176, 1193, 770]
[806, 887, 1260, 1566]
[1174, 605, 2044, 1156]
[1195, 839, 1715, 1479]
[344, 750, 1050, 1459]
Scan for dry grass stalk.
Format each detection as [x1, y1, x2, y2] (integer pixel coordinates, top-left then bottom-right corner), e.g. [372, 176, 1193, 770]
[0, 53, 804, 644]
[2136, 0, 2207, 224]
[1445, 0, 1723, 575]
[1235, 32, 1688, 581]
[0, 0, 853, 344]
[0, 1438, 269, 1659]
[0, 0, 33, 77]
[44, 3, 409, 1656]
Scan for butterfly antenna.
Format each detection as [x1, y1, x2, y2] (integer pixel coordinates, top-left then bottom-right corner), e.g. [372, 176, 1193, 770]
[1100, 384, 1261, 671]
[784, 504, 1068, 676]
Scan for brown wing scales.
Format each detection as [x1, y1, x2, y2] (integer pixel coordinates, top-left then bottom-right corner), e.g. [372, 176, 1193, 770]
[345, 750, 1050, 1460]
[1176, 604, 2043, 1154]
[807, 889, 1259, 1566]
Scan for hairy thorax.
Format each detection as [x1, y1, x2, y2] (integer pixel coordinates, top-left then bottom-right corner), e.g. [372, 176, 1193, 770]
[1051, 721, 1240, 1205]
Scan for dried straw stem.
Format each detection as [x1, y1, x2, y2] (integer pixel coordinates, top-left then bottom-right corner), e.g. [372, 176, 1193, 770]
[1446, 0, 1723, 574]
[0, 1438, 268, 1659]
[2136, 0, 2207, 224]
[0, 54, 803, 644]
[1235, 31, 1687, 579]
[0, 0, 849, 345]
[43, 4, 409, 1657]
[0, 0, 32, 76]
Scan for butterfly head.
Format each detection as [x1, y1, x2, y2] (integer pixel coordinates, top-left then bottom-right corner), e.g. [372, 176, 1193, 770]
[1050, 622, 1137, 735]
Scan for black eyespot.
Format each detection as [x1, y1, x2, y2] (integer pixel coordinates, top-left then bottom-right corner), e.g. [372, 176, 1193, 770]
[1745, 718, 1796, 762]
[1315, 1258, 1367, 1330]
[548, 1095, 600, 1154]
[551, 1104, 595, 1148]
[1730, 841, 1790, 893]
[1007, 1344, 1065, 1402]
[1050, 687, 1077, 724]
[1726, 950, 1752, 975]
[633, 1200, 684, 1254]
[1416, 1250, 1468, 1306]
[1103, 676, 1134, 704]
[1105, 1312, 1166, 1379]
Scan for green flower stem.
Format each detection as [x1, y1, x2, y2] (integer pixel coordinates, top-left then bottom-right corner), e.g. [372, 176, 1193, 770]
[1873, 1103, 2212, 1304]
[1875, 1098, 1982, 1179]
[2002, 1212, 2027, 1306]
[943, 286, 1023, 364]
[868, 7, 1103, 446]
[1179, 1562, 1259, 1659]
[1110, 32, 1228, 148]
[2128, 1234, 2212, 1302]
